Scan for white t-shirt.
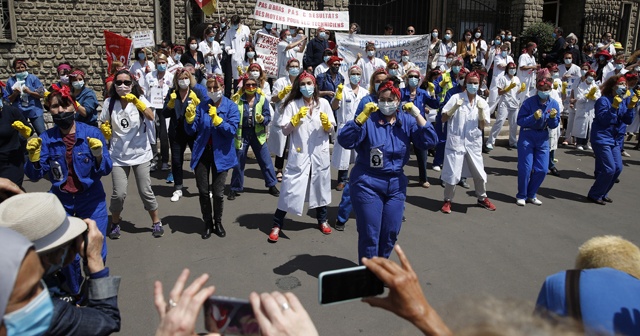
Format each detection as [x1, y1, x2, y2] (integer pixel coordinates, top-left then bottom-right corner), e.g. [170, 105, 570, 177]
[277, 41, 297, 78]
[100, 96, 154, 166]
[144, 71, 174, 109]
[314, 62, 330, 77]
[198, 40, 222, 75]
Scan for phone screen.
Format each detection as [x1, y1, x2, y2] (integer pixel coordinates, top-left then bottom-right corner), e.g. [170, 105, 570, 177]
[203, 296, 259, 335]
[319, 265, 384, 305]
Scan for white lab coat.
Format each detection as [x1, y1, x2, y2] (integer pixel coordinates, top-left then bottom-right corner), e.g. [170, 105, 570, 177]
[277, 98, 335, 215]
[441, 93, 490, 185]
[488, 54, 513, 106]
[356, 57, 386, 90]
[572, 80, 600, 138]
[268, 76, 292, 156]
[198, 40, 222, 75]
[331, 84, 367, 170]
[517, 53, 537, 101]
[223, 24, 252, 79]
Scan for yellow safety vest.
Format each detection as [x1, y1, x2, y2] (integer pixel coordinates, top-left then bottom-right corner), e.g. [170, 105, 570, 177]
[236, 94, 266, 149]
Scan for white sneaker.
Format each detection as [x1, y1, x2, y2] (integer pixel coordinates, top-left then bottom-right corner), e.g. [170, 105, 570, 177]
[485, 143, 494, 150]
[433, 166, 441, 172]
[516, 199, 526, 206]
[209, 191, 213, 199]
[585, 144, 592, 150]
[577, 145, 584, 150]
[171, 190, 182, 202]
[527, 198, 542, 206]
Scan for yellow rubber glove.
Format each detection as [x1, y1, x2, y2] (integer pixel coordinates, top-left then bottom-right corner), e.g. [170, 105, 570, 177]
[628, 95, 639, 109]
[167, 92, 177, 109]
[561, 81, 568, 95]
[237, 65, 244, 76]
[635, 89, 640, 97]
[505, 82, 517, 92]
[185, 103, 196, 124]
[255, 113, 264, 124]
[439, 76, 451, 88]
[427, 82, 435, 94]
[11, 121, 32, 139]
[612, 96, 622, 109]
[320, 112, 332, 131]
[549, 108, 558, 119]
[100, 121, 112, 141]
[290, 106, 309, 127]
[586, 87, 598, 100]
[518, 82, 526, 93]
[534, 109, 542, 120]
[355, 102, 378, 125]
[86, 137, 103, 158]
[553, 82, 559, 90]
[278, 85, 292, 100]
[335, 84, 344, 101]
[256, 87, 263, 96]
[209, 104, 223, 126]
[43, 90, 50, 102]
[384, 55, 390, 64]
[123, 93, 147, 112]
[445, 99, 464, 117]
[26, 138, 41, 163]
[231, 88, 243, 103]
[403, 102, 421, 118]
[626, 90, 631, 98]
[188, 90, 200, 106]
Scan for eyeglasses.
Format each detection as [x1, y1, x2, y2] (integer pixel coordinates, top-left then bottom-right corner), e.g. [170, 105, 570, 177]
[408, 75, 420, 79]
[115, 80, 132, 86]
[407, 30, 414, 33]
[244, 83, 257, 88]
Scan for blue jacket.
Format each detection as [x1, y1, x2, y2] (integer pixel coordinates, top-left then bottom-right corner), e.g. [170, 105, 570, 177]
[517, 95, 561, 130]
[591, 95, 634, 146]
[25, 122, 112, 193]
[440, 85, 464, 110]
[400, 87, 439, 117]
[74, 86, 99, 126]
[184, 96, 239, 171]
[239, 93, 271, 127]
[304, 37, 329, 69]
[316, 70, 344, 103]
[338, 111, 438, 177]
[5, 74, 44, 118]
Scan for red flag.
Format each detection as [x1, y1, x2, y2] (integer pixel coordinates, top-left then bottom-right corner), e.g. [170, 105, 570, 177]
[195, 0, 217, 16]
[104, 30, 133, 73]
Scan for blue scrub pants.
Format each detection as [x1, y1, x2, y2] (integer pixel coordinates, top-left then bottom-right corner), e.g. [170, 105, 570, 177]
[588, 143, 622, 200]
[53, 182, 108, 295]
[336, 181, 352, 225]
[350, 167, 407, 261]
[433, 112, 447, 167]
[517, 129, 549, 200]
[230, 127, 277, 192]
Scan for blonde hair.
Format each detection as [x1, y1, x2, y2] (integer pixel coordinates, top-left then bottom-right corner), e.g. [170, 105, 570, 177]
[173, 68, 196, 89]
[575, 235, 640, 279]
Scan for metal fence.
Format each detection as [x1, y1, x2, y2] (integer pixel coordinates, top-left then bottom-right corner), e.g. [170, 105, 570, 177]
[580, 3, 624, 48]
[444, 0, 512, 41]
[348, 0, 430, 35]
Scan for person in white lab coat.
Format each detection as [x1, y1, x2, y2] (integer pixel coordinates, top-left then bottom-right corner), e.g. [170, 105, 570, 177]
[198, 28, 223, 79]
[222, 15, 252, 82]
[269, 71, 336, 242]
[143, 54, 174, 171]
[331, 65, 368, 189]
[517, 42, 539, 101]
[486, 62, 523, 149]
[487, 44, 513, 107]
[571, 69, 601, 150]
[277, 29, 307, 79]
[440, 71, 497, 214]
[355, 42, 387, 90]
[269, 58, 302, 182]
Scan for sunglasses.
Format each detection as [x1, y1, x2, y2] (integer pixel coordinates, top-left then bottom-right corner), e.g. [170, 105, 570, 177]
[115, 80, 132, 86]
[407, 30, 414, 33]
[408, 75, 420, 79]
[244, 83, 257, 88]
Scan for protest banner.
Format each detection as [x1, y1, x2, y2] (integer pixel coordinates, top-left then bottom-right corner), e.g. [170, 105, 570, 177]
[254, 33, 280, 78]
[132, 30, 155, 49]
[254, 0, 349, 31]
[104, 30, 133, 73]
[335, 33, 430, 77]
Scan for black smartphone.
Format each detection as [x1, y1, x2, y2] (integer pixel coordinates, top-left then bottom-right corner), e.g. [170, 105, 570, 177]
[203, 296, 259, 335]
[318, 265, 385, 305]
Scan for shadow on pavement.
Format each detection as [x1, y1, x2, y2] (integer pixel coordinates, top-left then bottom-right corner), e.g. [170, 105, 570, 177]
[489, 155, 519, 163]
[273, 254, 358, 278]
[114, 216, 153, 234]
[557, 169, 592, 180]
[405, 194, 444, 213]
[485, 166, 518, 177]
[163, 215, 204, 235]
[536, 186, 586, 202]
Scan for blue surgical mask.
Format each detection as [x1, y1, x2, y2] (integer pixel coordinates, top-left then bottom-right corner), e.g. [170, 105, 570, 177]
[452, 66, 461, 74]
[349, 75, 361, 85]
[389, 69, 399, 77]
[506, 35, 512, 40]
[501, 51, 507, 58]
[408, 77, 419, 87]
[288, 67, 300, 76]
[374, 83, 381, 92]
[445, 34, 451, 40]
[367, 50, 375, 57]
[564, 58, 572, 65]
[616, 85, 627, 96]
[207, 36, 214, 43]
[432, 32, 438, 38]
[71, 80, 85, 90]
[157, 64, 167, 72]
[246, 51, 256, 59]
[552, 33, 557, 39]
[586, 77, 594, 84]
[319, 32, 327, 39]
[3, 280, 53, 336]
[300, 84, 315, 98]
[16, 71, 28, 81]
[495, 40, 501, 46]
[138, 53, 146, 61]
[466, 83, 479, 94]
[615, 64, 623, 70]
[324, 55, 330, 63]
[538, 90, 551, 100]
[221, 22, 226, 28]
[501, 34, 505, 40]
[401, 56, 409, 62]
[231, 24, 238, 30]
[286, 36, 293, 43]
[174, 54, 182, 62]
[265, 24, 272, 30]
[508, 69, 516, 76]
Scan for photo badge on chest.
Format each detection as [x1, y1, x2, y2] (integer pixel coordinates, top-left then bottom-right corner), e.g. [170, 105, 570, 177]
[370, 148, 383, 168]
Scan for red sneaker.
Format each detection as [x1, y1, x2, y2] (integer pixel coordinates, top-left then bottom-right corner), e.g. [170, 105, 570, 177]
[441, 201, 451, 214]
[268, 226, 280, 242]
[478, 198, 496, 211]
[319, 221, 332, 235]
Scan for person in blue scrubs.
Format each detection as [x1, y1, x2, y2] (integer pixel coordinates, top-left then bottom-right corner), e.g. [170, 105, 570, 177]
[338, 79, 438, 260]
[515, 77, 561, 206]
[25, 86, 112, 298]
[4, 59, 47, 135]
[587, 75, 634, 204]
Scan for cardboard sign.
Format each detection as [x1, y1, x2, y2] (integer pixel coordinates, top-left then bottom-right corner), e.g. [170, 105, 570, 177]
[255, 33, 280, 78]
[132, 30, 155, 49]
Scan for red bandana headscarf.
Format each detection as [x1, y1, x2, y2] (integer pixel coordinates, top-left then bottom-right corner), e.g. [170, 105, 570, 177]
[298, 71, 316, 84]
[377, 80, 400, 100]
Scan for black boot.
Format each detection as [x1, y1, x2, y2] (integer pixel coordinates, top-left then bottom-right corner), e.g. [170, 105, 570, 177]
[202, 220, 213, 239]
[213, 197, 226, 237]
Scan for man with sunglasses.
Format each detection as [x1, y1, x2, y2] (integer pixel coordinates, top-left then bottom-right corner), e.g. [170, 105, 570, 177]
[406, 26, 415, 35]
[316, 56, 345, 104]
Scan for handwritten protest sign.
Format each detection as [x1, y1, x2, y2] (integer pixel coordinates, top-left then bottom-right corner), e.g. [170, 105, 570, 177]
[254, 0, 349, 31]
[255, 33, 280, 78]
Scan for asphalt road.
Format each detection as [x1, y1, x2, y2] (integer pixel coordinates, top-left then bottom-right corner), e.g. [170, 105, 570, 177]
[24, 140, 640, 335]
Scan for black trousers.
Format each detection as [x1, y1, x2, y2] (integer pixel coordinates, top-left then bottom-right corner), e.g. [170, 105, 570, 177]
[0, 152, 24, 187]
[195, 146, 228, 223]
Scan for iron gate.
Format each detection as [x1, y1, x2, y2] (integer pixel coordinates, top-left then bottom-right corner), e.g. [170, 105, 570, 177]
[580, 3, 627, 52]
[348, 0, 430, 35]
[445, 0, 512, 41]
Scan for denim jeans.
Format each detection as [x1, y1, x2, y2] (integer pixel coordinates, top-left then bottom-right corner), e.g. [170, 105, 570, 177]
[30, 114, 47, 135]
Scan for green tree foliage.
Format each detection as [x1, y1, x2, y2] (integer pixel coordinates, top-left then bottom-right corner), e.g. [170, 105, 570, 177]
[521, 22, 555, 53]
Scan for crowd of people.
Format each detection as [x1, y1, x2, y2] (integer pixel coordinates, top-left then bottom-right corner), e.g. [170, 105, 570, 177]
[0, 14, 639, 335]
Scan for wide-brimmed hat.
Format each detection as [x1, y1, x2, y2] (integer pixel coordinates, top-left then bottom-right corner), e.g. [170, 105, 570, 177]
[0, 193, 86, 253]
[595, 50, 613, 60]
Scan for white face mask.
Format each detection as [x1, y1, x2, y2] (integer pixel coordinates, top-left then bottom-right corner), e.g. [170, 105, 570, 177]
[249, 71, 260, 80]
[190, 44, 198, 50]
[208, 90, 223, 102]
[178, 79, 190, 89]
[367, 50, 375, 57]
[378, 101, 398, 115]
[401, 56, 409, 63]
[508, 69, 516, 76]
[116, 84, 131, 97]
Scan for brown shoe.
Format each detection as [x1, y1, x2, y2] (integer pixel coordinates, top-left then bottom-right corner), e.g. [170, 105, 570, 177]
[336, 182, 345, 191]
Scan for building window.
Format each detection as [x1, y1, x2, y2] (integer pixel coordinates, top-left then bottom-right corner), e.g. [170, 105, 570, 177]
[0, 0, 17, 42]
[542, 1, 560, 26]
[155, 0, 175, 45]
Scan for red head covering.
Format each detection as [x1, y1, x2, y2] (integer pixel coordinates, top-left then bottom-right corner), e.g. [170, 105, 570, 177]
[206, 73, 225, 84]
[617, 76, 628, 83]
[328, 56, 342, 66]
[172, 45, 185, 52]
[69, 69, 85, 79]
[50, 83, 76, 105]
[537, 68, 550, 79]
[586, 70, 597, 77]
[596, 50, 613, 60]
[624, 73, 638, 81]
[248, 63, 262, 71]
[406, 69, 421, 77]
[615, 58, 625, 64]
[458, 67, 469, 76]
[286, 58, 299, 67]
[377, 80, 400, 100]
[298, 71, 316, 84]
[348, 64, 362, 73]
[57, 63, 71, 72]
[507, 62, 516, 68]
[445, 52, 456, 57]
[546, 63, 558, 72]
[387, 60, 399, 68]
[537, 77, 553, 87]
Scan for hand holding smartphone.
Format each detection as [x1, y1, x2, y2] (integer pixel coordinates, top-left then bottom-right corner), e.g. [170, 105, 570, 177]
[318, 265, 384, 305]
[203, 296, 259, 336]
